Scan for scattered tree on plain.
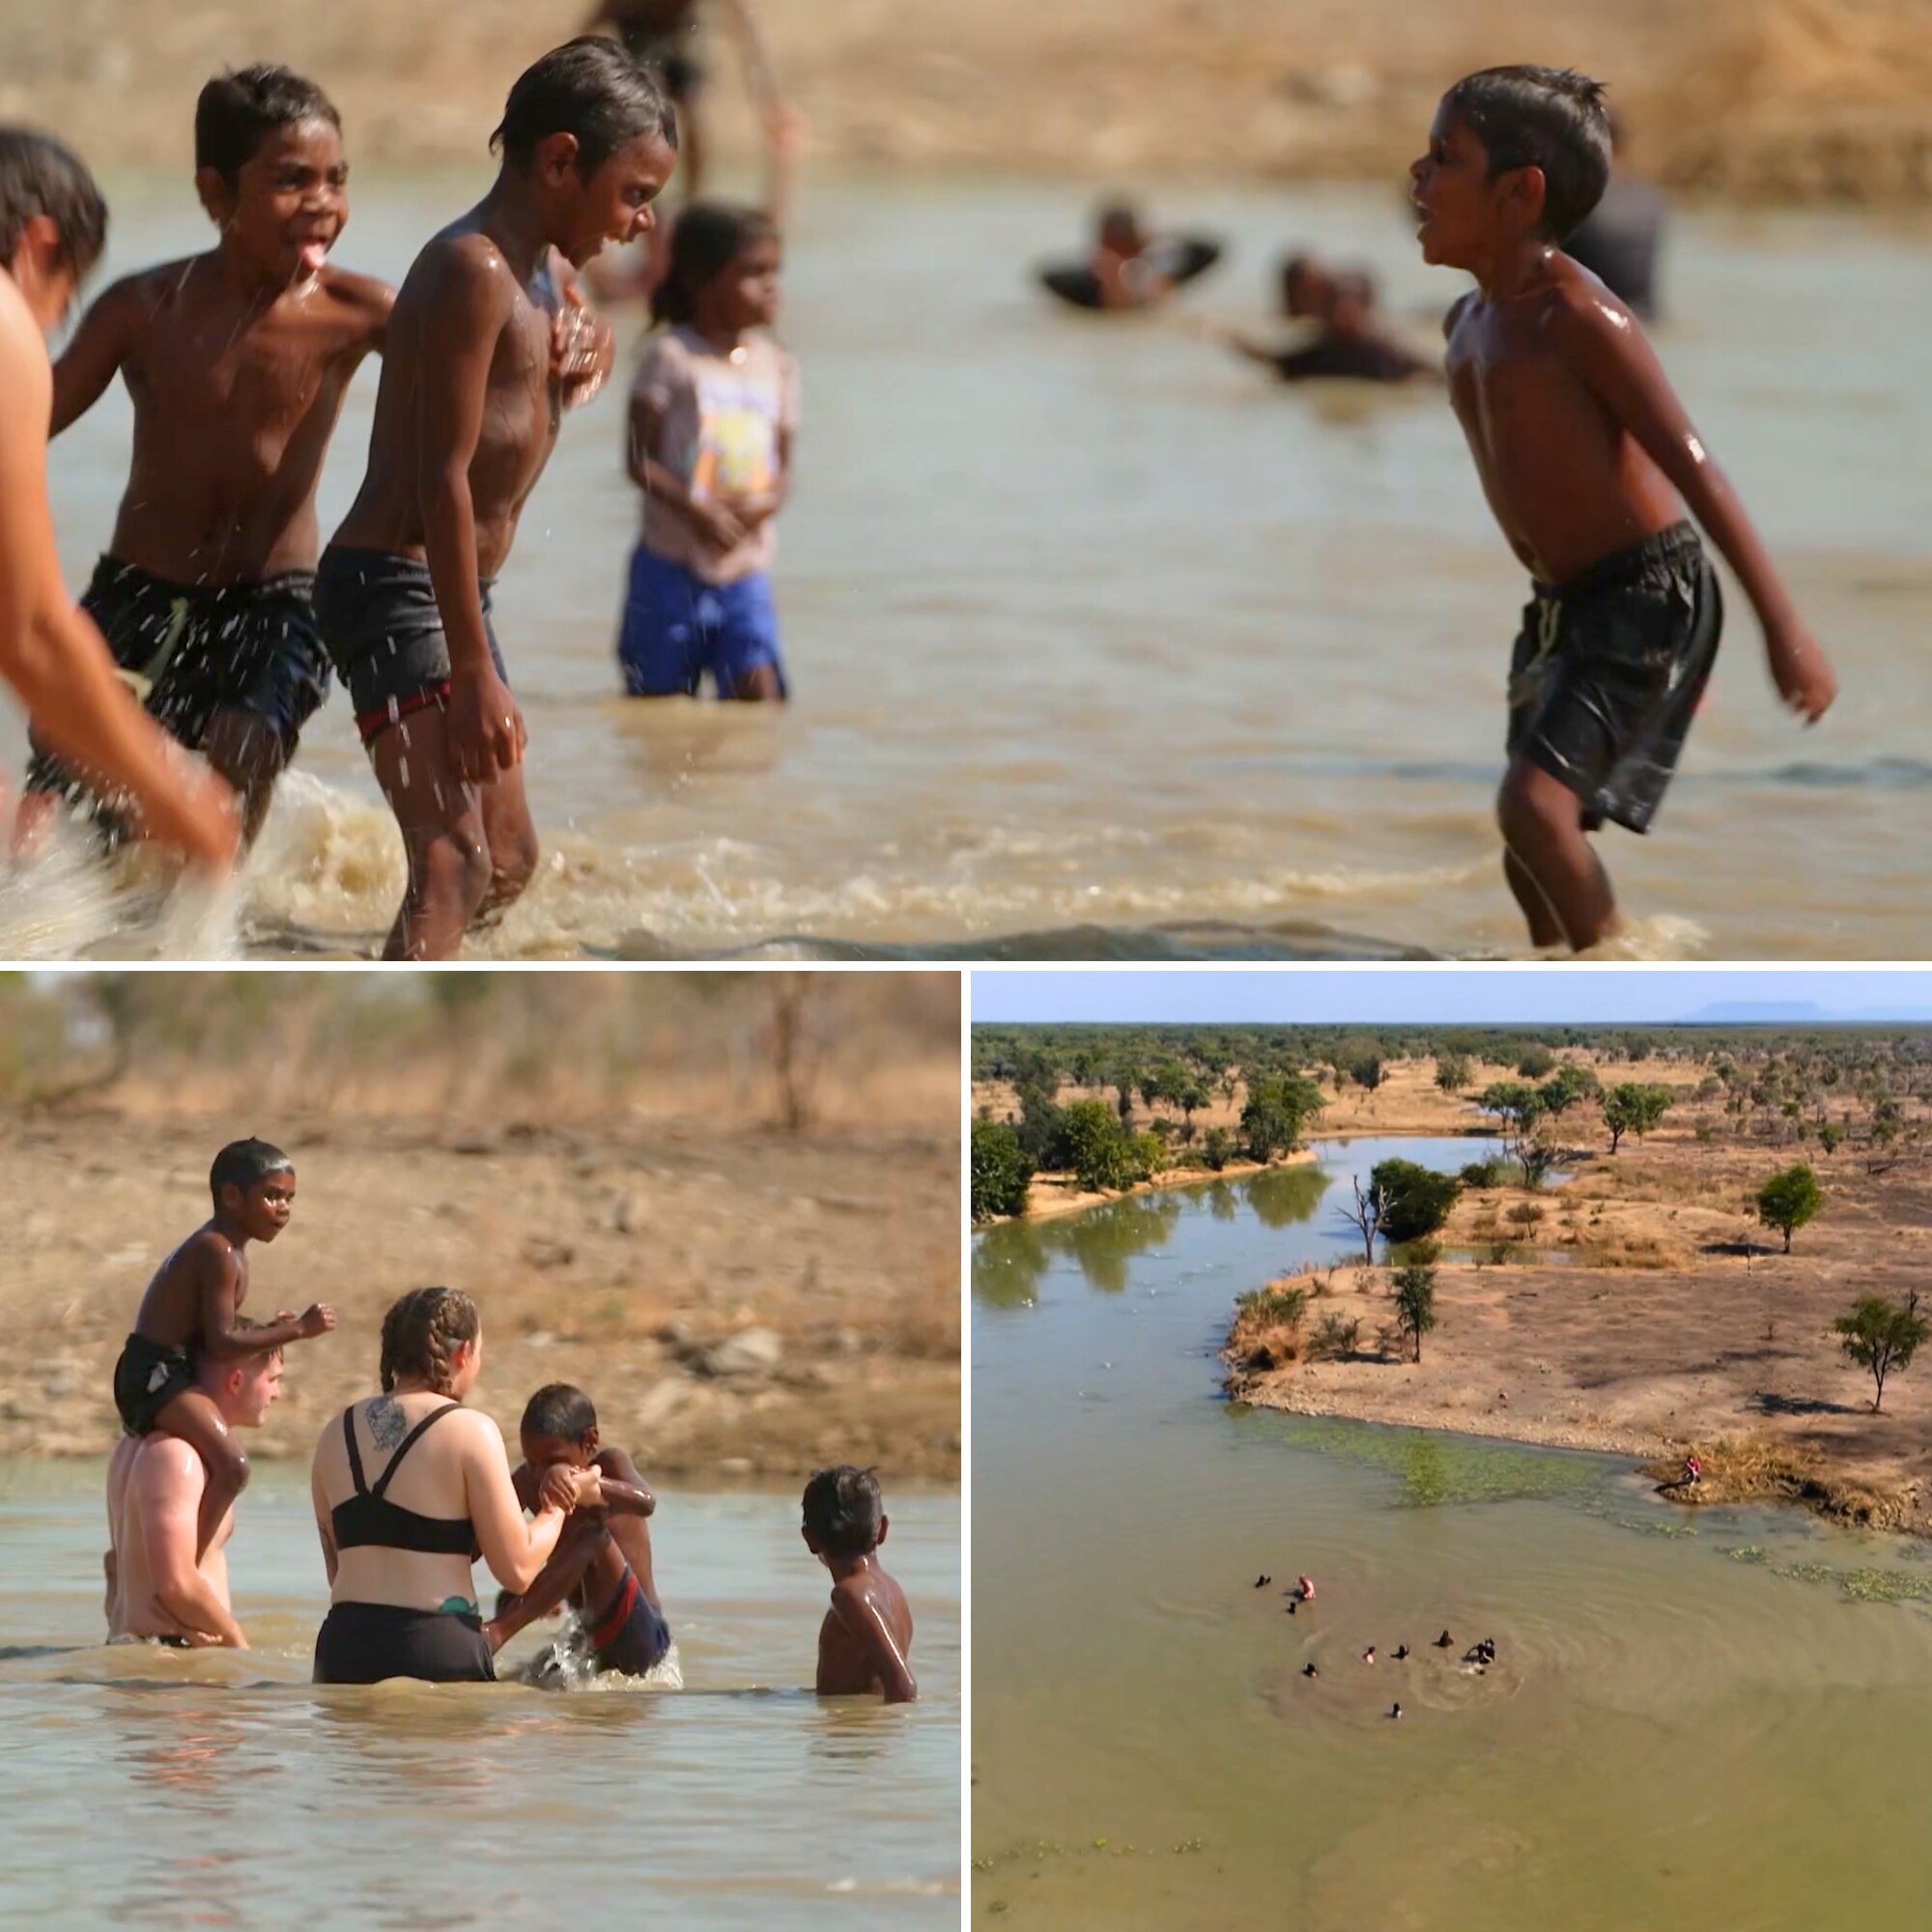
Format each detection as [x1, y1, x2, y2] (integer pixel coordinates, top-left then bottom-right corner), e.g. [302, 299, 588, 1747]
[1392, 1264, 1438, 1364]
[1369, 1159, 1462, 1245]
[1835, 1292, 1928, 1412]
[1756, 1163, 1824, 1254]
[1602, 1082, 1672, 1154]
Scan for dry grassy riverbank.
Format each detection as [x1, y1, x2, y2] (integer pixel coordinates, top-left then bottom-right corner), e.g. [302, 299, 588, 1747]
[5, 0, 1928, 203]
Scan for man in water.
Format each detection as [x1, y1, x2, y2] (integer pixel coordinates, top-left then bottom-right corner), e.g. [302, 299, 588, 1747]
[104, 1325, 285, 1648]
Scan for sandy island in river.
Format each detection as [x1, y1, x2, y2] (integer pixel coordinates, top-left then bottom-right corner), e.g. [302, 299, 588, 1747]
[7, 0, 1930, 205]
[977, 1053, 1932, 1532]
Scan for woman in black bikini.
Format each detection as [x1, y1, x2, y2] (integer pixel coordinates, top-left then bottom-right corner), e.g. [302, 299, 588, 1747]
[310, 1287, 596, 1684]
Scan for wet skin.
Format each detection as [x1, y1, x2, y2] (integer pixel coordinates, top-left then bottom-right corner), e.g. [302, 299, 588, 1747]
[51, 120, 391, 587]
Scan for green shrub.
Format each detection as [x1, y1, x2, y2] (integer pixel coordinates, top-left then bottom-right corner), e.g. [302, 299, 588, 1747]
[970, 1119, 1034, 1222]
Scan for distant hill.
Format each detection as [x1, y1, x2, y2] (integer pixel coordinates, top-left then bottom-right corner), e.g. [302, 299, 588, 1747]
[1681, 1002, 1932, 1025]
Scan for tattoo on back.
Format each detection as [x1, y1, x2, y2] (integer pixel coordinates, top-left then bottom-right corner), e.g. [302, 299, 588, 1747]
[366, 1397, 407, 1451]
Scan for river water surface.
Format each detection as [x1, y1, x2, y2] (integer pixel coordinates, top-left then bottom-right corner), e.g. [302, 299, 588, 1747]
[0, 1465, 958, 1929]
[973, 1138, 1932, 1928]
[2, 177, 1927, 957]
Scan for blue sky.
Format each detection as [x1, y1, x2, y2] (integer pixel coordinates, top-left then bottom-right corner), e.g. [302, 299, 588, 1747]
[970, 968, 1932, 1026]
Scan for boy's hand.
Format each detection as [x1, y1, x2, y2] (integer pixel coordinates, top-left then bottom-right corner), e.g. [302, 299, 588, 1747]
[571, 1467, 607, 1511]
[552, 287, 613, 412]
[296, 1303, 336, 1340]
[141, 759, 242, 874]
[447, 665, 526, 783]
[536, 1464, 579, 1515]
[688, 499, 749, 553]
[1765, 621, 1836, 724]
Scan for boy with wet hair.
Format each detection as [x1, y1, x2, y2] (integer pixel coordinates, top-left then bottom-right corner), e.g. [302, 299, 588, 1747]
[318, 39, 678, 959]
[802, 1464, 916, 1703]
[582, 0, 790, 199]
[484, 1380, 670, 1678]
[112, 1137, 335, 1562]
[18, 68, 392, 850]
[0, 128, 238, 868]
[1411, 64, 1835, 951]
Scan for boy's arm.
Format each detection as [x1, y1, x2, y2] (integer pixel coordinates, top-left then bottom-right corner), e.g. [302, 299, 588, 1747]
[138, 1451, 247, 1647]
[414, 242, 526, 783]
[483, 1515, 606, 1651]
[195, 1245, 334, 1357]
[593, 1446, 656, 1517]
[49, 275, 142, 436]
[0, 306, 239, 869]
[1552, 291, 1835, 722]
[829, 1580, 917, 1704]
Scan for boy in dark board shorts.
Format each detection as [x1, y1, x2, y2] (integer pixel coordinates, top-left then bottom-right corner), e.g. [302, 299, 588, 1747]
[114, 1138, 334, 1561]
[317, 40, 676, 959]
[20, 69, 391, 848]
[803, 1464, 916, 1703]
[1411, 66, 1836, 951]
[484, 1383, 671, 1679]
[0, 129, 239, 870]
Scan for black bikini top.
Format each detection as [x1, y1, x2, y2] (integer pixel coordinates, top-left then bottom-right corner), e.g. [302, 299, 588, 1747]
[329, 1401, 475, 1557]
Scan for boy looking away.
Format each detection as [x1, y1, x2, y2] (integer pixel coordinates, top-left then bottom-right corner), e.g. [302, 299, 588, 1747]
[1411, 65, 1835, 951]
[802, 1464, 916, 1703]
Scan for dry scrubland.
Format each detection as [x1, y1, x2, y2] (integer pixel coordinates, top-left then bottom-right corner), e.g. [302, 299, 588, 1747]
[979, 1049, 1932, 1530]
[4, 0, 1929, 202]
[0, 974, 960, 1481]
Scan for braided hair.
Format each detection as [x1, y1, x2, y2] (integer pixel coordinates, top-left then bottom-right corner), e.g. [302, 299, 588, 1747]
[379, 1287, 481, 1395]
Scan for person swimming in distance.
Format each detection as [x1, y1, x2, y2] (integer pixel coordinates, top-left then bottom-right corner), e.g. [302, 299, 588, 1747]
[1434, 1630, 1453, 1647]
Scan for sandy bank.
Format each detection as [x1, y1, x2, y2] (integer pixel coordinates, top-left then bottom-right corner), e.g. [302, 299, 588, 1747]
[0, 1112, 959, 1483]
[1222, 1118, 1932, 1533]
[8, 1, 1930, 205]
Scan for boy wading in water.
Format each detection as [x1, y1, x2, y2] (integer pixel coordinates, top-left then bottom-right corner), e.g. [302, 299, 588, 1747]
[113, 1139, 334, 1561]
[18, 69, 391, 851]
[1412, 66, 1836, 951]
[317, 39, 676, 959]
[0, 129, 238, 869]
[802, 1464, 916, 1703]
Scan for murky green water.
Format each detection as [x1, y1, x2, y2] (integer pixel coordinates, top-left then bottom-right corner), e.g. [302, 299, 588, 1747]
[4, 177, 1928, 957]
[0, 1463, 958, 1928]
[972, 1139, 1932, 1928]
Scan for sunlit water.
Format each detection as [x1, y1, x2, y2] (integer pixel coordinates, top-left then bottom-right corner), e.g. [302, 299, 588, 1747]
[3, 174, 1927, 958]
[972, 1139, 1932, 1928]
[0, 1463, 958, 1928]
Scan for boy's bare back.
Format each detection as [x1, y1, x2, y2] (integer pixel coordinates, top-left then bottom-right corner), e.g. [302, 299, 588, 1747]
[332, 224, 561, 577]
[54, 258, 389, 584]
[1443, 256, 1682, 585]
[818, 1564, 914, 1698]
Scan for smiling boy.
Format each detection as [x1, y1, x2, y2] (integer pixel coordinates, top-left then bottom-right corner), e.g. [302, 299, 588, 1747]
[318, 39, 677, 959]
[19, 69, 391, 847]
[1410, 65, 1835, 951]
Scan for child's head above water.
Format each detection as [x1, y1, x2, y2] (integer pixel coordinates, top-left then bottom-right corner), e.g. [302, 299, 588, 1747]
[491, 37, 679, 269]
[651, 199, 781, 332]
[194, 67, 347, 281]
[1095, 203, 1147, 257]
[208, 1137, 296, 1238]
[802, 1464, 888, 1562]
[520, 1381, 600, 1467]
[1414, 65, 1611, 267]
[0, 127, 107, 332]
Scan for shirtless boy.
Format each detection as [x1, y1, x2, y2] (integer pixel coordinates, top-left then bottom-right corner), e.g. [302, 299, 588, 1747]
[105, 1326, 284, 1648]
[316, 39, 676, 959]
[0, 128, 237, 868]
[113, 1138, 333, 1562]
[21, 68, 391, 847]
[1411, 65, 1835, 950]
[802, 1464, 916, 1703]
[484, 1381, 671, 1679]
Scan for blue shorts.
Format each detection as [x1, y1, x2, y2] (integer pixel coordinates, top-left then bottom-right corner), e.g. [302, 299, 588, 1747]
[617, 545, 787, 699]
